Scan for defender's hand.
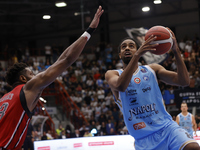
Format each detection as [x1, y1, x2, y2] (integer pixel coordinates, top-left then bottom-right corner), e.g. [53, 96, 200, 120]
[89, 6, 104, 28]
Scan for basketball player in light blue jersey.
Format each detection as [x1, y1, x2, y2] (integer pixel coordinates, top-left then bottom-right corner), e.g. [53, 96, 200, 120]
[176, 102, 197, 138]
[105, 28, 200, 150]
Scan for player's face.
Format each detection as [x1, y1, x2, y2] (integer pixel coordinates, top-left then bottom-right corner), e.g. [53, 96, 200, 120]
[119, 39, 137, 64]
[181, 104, 188, 112]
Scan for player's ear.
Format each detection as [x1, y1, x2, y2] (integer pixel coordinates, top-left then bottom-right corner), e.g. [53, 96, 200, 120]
[119, 53, 121, 59]
[19, 75, 27, 83]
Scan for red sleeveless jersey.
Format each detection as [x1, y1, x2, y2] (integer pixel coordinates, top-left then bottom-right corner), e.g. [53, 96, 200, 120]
[0, 84, 32, 150]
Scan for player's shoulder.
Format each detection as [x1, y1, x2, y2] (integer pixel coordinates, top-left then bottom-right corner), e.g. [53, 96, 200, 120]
[105, 69, 121, 75]
[148, 63, 164, 72]
[148, 63, 162, 68]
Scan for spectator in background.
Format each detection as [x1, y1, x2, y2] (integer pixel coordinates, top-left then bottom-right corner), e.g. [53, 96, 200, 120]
[84, 92, 91, 106]
[76, 84, 82, 94]
[98, 114, 107, 125]
[185, 41, 193, 54]
[45, 59, 51, 69]
[105, 91, 113, 108]
[46, 130, 54, 140]
[86, 76, 94, 89]
[106, 119, 115, 135]
[76, 93, 83, 108]
[97, 87, 105, 101]
[102, 104, 109, 114]
[179, 39, 186, 51]
[105, 51, 112, 67]
[56, 124, 65, 137]
[96, 75, 104, 87]
[83, 128, 93, 137]
[108, 128, 115, 135]
[92, 64, 99, 74]
[79, 124, 90, 137]
[71, 129, 82, 138]
[94, 71, 101, 81]
[95, 103, 102, 120]
[65, 124, 72, 138]
[112, 107, 119, 123]
[74, 67, 82, 82]
[116, 60, 123, 69]
[99, 122, 107, 136]
[76, 57, 83, 69]
[81, 103, 89, 117]
[90, 96, 98, 108]
[59, 130, 67, 139]
[41, 131, 48, 140]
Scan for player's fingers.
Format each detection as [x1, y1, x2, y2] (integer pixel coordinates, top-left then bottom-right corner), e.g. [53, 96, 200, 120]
[166, 27, 175, 37]
[150, 43, 159, 47]
[96, 6, 104, 16]
[145, 35, 157, 44]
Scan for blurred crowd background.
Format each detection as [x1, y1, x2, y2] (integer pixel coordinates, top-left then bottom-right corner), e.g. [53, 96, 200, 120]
[1, 34, 200, 143]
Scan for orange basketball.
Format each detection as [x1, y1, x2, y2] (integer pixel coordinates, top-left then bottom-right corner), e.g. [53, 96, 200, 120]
[145, 26, 173, 55]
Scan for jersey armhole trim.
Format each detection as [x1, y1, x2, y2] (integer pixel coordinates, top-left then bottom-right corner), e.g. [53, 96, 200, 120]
[145, 65, 158, 83]
[20, 87, 32, 118]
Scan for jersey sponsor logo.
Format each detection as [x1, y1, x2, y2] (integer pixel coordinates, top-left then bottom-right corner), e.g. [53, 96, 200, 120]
[140, 68, 147, 73]
[142, 86, 151, 93]
[126, 89, 137, 96]
[0, 93, 14, 102]
[143, 75, 149, 81]
[128, 103, 157, 121]
[129, 97, 138, 106]
[134, 77, 141, 84]
[133, 122, 146, 130]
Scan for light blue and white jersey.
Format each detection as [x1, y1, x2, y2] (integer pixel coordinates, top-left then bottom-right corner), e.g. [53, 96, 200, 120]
[178, 112, 193, 137]
[115, 65, 173, 140]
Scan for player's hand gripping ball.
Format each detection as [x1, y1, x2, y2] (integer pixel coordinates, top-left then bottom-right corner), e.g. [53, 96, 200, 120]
[145, 25, 173, 55]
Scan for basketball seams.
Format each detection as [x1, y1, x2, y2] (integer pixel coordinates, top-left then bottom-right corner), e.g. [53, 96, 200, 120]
[145, 31, 170, 40]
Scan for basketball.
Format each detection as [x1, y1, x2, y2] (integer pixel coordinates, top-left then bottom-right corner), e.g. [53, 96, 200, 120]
[145, 25, 173, 55]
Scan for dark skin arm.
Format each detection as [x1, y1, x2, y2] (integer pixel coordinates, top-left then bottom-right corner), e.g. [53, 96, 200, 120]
[23, 6, 104, 111]
[149, 28, 189, 86]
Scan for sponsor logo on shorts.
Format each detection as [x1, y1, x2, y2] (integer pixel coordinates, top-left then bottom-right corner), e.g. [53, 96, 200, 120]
[134, 77, 141, 84]
[133, 122, 146, 130]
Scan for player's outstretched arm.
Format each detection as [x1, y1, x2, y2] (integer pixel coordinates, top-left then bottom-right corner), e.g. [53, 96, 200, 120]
[24, 6, 104, 111]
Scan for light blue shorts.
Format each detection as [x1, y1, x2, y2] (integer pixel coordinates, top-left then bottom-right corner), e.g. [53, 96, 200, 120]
[134, 121, 197, 150]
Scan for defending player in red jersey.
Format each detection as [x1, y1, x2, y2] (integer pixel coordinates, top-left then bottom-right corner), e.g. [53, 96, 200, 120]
[0, 6, 103, 150]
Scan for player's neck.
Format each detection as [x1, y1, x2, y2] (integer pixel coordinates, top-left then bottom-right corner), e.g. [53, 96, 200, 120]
[182, 111, 188, 116]
[122, 63, 139, 73]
